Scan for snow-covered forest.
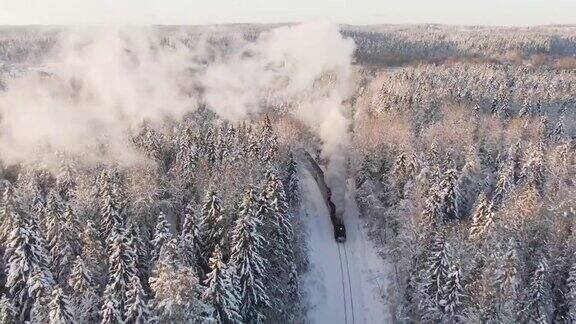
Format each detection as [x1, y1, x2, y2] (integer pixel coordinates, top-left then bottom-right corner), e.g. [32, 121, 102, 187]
[0, 23, 575, 323]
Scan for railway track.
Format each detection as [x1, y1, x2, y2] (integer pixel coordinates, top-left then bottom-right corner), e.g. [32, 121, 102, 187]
[298, 149, 355, 323]
[337, 242, 356, 324]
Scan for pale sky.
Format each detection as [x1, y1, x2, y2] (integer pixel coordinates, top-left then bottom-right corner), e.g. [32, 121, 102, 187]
[0, 0, 574, 26]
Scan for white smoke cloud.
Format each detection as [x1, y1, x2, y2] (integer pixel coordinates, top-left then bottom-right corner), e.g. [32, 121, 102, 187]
[0, 21, 356, 200]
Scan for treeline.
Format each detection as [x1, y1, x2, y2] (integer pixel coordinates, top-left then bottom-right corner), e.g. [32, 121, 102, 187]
[343, 26, 576, 66]
[0, 112, 306, 323]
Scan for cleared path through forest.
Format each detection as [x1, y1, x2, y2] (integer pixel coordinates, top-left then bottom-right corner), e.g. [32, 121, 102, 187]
[300, 162, 392, 324]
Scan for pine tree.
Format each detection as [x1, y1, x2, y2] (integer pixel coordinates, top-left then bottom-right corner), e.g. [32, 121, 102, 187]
[150, 211, 173, 266]
[230, 186, 270, 323]
[55, 160, 77, 203]
[69, 255, 94, 296]
[469, 193, 495, 241]
[263, 172, 294, 263]
[124, 275, 150, 324]
[48, 287, 74, 324]
[28, 269, 53, 323]
[494, 162, 514, 207]
[202, 244, 241, 323]
[356, 157, 374, 189]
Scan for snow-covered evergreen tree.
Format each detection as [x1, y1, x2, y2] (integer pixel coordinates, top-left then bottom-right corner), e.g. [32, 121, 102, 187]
[522, 259, 552, 322]
[68, 255, 99, 323]
[4, 207, 54, 322]
[566, 259, 576, 321]
[202, 244, 241, 323]
[0, 184, 17, 244]
[440, 264, 463, 318]
[439, 168, 460, 220]
[419, 231, 451, 321]
[284, 153, 300, 207]
[421, 184, 444, 228]
[230, 186, 270, 323]
[149, 243, 213, 323]
[100, 225, 137, 323]
[124, 275, 150, 324]
[180, 201, 203, 269]
[48, 287, 74, 324]
[521, 142, 546, 194]
[0, 295, 15, 324]
[493, 238, 521, 322]
[150, 211, 173, 266]
[79, 220, 105, 285]
[45, 192, 76, 282]
[469, 193, 495, 241]
[392, 152, 413, 198]
[200, 190, 225, 264]
[99, 169, 125, 243]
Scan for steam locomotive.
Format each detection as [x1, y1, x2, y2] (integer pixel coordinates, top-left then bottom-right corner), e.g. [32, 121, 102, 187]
[327, 189, 347, 243]
[298, 149, 347, 243]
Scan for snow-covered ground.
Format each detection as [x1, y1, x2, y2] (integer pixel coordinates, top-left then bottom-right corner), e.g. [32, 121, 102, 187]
[300, 168, 392, 324]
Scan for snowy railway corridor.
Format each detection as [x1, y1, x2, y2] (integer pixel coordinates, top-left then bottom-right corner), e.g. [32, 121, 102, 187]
[299, 163, 393, 324]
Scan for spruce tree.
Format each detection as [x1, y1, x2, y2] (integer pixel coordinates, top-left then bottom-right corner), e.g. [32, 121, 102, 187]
[392, 152, 412, 198]
[68, 255, 99, 323]
[566, 259, 576, 321]
[100, 225, 137, 323]
[230, 186, 270, 323]
[80, 220, 105, 285]
[45, 192, 76, 282]
[124, 275, 150, 324]
[0, 184, 17, 244]
[284, 153, 300, 207]
[4, 209, 54, 322]
[469, 193, 495, 241]
[200, 190, 225, 264]
[48, 287, 74, 324]
[99, 169, 125, 242]
[149, 240, 213, 322]
[180, 201, 203, 269]
[0, 295, 15, 324]
[202, 244, 241, 323]
[420, 231, 451, 321]
[150, 211, 173, 266]
[439, 168, 460, 220]
[523, 260, 552, 323]
[440, 264, 463, 318]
